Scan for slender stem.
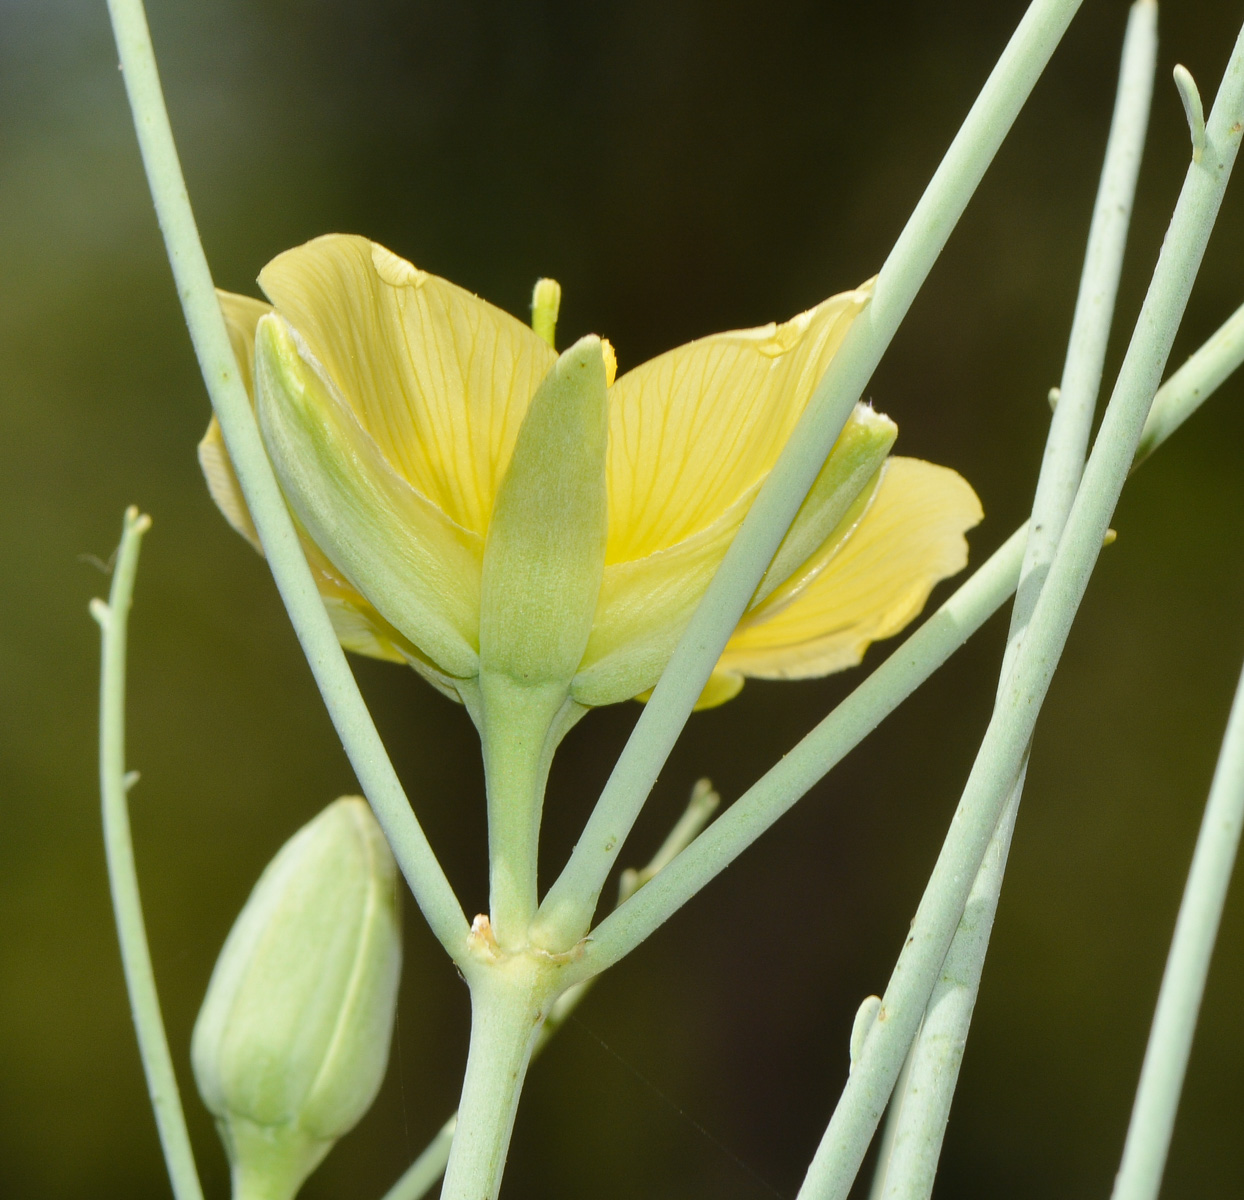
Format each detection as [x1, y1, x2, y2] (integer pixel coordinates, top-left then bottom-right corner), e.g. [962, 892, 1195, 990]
[876, 6, 1157, 1195]
[533, 0, 1088, 953]
[796, 24, 1244, 1199]
[1110, 652, 1244, 1200]
[382, 1119, 459, 1200]
[580, 525, 1026, 977]
[380, 782, 719, 1200]
[92, 508, 205, 1200]
[865, 1026, 919, 1200]
[103, 0, 471, 962]
[1011, 0, 1157, 654]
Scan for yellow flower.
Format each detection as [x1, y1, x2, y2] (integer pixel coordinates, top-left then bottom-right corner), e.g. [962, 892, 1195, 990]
[200, 234, 981, 712]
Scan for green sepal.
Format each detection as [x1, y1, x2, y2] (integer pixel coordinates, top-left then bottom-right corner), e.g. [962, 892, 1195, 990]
[254, 313, 481, 680]
[478, 334, 610, 690]
[751, 403, 896, 609]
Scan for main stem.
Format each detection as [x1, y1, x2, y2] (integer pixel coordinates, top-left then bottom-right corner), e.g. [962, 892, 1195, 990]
[440, 965, 552, 1200]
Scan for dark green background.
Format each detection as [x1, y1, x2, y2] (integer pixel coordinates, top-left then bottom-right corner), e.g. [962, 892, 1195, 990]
[3, 1, 1243, 1197]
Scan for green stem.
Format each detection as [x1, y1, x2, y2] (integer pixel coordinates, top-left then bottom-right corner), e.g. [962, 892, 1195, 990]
[1109, 651, 1244, 1200]
[92, 508, 205, 1200]
[580, 524, 1026, 978]
[103, 0, 470, 963]
[534, 0, 1087, 954]
[379, 782, 720, 1200]
[870, 767, 1023, 1198]
[474, 676, 582, 949]
[439, 966, 551, 1200]
[796, 21, 1244, 1199]
[875, 6, 1157, 1194]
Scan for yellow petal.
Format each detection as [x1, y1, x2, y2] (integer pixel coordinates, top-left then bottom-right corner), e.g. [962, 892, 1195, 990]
[717, 457, 982, 679]
[573, 404, 891, 707]
[257, 234, 558, 536]
[198, 415, 262, 553]
[605, 283, 873, 563]
[633, 669, 744, 712]
[572, 488, 755, 707]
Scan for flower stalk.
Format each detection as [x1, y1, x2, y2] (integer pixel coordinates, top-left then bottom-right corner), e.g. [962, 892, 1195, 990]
[1110, 651, 1244, 1200]
[871, 4, 1157, 1193]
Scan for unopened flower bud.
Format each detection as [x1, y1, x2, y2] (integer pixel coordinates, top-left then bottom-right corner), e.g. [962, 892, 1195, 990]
[191, 797, 402, 1200]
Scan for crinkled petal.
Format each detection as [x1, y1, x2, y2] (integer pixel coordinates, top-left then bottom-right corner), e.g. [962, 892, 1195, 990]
[605, 283, 873, 562]
[258, 234, 558, 536]
[717, 457, 982, 679]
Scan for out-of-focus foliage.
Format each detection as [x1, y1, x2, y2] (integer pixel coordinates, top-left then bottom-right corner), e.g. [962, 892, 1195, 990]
[1, 2, 1242, 1198]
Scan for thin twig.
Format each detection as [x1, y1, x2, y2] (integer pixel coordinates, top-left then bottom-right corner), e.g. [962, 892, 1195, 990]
[93, 508, 205, 1200]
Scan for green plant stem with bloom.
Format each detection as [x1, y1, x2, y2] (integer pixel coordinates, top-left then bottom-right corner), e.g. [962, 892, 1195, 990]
[871, 5, 1156, 1193]
[103, 0, 472, 966]
[92, 508, 206, 1200]
[533, 0, 1088, 954]
[395, 266, 1244, 1199]
[796, 19, 1244, 1198]
[1110, 652, 1244, 1200]
[102, 0, 1244, 1196]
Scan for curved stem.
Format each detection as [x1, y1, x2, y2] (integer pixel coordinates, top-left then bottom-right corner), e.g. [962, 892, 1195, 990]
[103, 0, 470, 964]
[93, 508, 205, 1200]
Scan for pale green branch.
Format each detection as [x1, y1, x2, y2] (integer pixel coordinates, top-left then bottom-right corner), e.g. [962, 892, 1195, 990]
[93, 508, 205, 1200]
[796, 19, 1244, 1198]
[103, 0, 471, 962]
[534, 0, 1088, 953]
[1110, 651, 1244, 1200]
[579, 262, 1242, 984]
[873, 5, 1157, 1195]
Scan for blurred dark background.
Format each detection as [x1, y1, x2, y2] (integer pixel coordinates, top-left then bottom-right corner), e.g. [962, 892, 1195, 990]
[3, 1, 1244, 1197]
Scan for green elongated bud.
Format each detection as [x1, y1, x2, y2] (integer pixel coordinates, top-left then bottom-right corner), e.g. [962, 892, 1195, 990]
[479, 334, 610, 691]
[192, 798, 402, 1200]
[254, 313, 481, 681]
